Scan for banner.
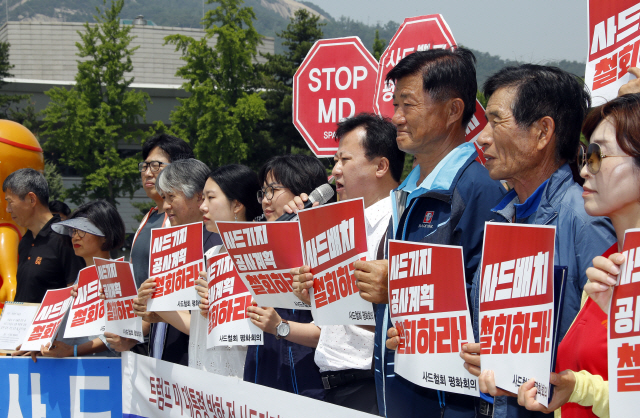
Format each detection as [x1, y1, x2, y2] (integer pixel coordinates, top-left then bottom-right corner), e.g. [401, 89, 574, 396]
[206, 253, 263, 347]
[63, 265, 105, 339]
[388, 240, 478, 396]
[21, 286, 73, 351]
[0, 302, 39, 352]
[298, 199, 374, 325]
[478, 223, 556, 406]
[95, 258, 144, 343]
[121, 352, 377, 418]
[0, 357, 122, 418]
[148, 222, 204, 311]
[586, 1, 640, 105]
[608, 228, 640, 415]
[217, 221, 310, 310]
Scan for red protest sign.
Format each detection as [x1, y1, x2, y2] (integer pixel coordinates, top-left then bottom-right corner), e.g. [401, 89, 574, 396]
[297, 198, 374, 325]
[217, 221, 309, 310]
[586, 1, 640, 105]
[63, 266, 105, 338]
[478, 223, 556, 406]
[293, 37, 378, 157]
[609, 229, 640, 414]
[21, 286, 73, 351]
[388, 240, 478, 395]
[147, 222, 204, 311]
[206, 253, 263, 347]
[373, 15, 487, 158]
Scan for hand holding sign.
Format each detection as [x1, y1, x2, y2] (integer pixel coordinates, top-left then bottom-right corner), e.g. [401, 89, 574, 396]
[354, 259, 389, 304]
[517, 371, 576, 414]
[585, 252, 625, 313]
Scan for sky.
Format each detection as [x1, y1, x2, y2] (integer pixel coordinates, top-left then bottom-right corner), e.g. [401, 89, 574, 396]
[307, 0, 588, 63]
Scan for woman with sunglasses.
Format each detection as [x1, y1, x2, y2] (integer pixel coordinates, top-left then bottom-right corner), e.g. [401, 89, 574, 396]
[517, 94, 640, 417]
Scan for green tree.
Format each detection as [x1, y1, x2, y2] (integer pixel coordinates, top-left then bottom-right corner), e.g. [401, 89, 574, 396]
[40, 0, 150, 206]
[166, 0, 267, 168]
[372, 29, 386, 60]
[44, 161, 66, 201]
[0, 41, 33, 123]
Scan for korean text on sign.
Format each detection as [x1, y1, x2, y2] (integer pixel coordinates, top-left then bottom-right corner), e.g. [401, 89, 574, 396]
[63, 265, 105, 339]
[21, 286, 73, 351]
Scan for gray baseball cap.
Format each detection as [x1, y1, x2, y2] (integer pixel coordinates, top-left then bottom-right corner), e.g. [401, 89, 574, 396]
[51, 217, 105, 237]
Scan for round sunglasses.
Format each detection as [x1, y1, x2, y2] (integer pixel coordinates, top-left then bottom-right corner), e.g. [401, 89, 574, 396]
[578, 142, 632, 175]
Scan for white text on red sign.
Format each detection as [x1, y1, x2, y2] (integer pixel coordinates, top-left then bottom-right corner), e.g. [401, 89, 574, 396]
[223, 225, 268, 249]
[389, 248, 432, 281]
[103, 283, 122, 299]
[591, 2, 640, 55]
[97, 263, 117, 280]
[480, 251, 550, 302]
[151, 227, 188, 253]
[232, 251, 276, 272]
[304, 217, 355, 268]
[34, 299, 72, 322]
[73, 279, 99, 306]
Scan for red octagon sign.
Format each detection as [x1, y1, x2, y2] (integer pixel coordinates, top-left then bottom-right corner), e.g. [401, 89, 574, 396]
[293, 37, 378, 157]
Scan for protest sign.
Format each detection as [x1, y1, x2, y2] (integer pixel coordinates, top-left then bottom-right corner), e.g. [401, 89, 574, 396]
[586, 1, 640, 106]
[298, 198, 374, 325]
[373, 14, 487, 160]
[0, 357, 122, 418]
[217, 221, 310, 310]
[147, 221, 204, 311]
[479, 223, 556, 406]
[608, 228, 640, 415]
[95, 258, 144, 342]
[121, 352, 377, 418]
[388, 240, 478, 396]
[293, 37, 378, 157]
[0, 302, 39, 352]
[206, 253, 263, 347]
[21, 286, 73, 351]
[63, 265, 105, 339]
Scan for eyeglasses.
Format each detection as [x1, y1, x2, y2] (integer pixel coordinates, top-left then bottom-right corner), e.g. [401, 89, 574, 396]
[578, 142, 633, 175]
[257, 185, 285, 203]
[69, 228, 86, 238]
[138, 161, 168, 173]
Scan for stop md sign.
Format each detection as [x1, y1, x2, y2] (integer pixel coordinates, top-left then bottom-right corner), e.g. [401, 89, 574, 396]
[293, 37, 378, 157]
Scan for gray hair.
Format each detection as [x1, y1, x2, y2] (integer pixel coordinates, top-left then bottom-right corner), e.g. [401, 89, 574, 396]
[2, 168, 50, 206]
[155, 158, 209, 199]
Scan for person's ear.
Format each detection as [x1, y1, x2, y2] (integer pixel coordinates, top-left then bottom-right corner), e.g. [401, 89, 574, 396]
[376, 157, 390, 179]
[534, 116, 556, 152]
[26, 192, 38, 208]
[446, 98, 465, 128]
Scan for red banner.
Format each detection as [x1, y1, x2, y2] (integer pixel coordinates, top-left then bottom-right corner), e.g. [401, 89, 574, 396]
[21, 286, 73, 351]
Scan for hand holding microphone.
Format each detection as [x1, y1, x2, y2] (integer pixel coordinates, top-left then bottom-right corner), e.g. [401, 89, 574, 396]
[278, 183, 334, 221]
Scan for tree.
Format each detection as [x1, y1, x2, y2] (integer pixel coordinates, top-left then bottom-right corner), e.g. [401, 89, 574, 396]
[256, 9, 324, 157]
[166, 0, 267, 168]
[0, 41, 35, 125]
[40, 0, 150, 206]
[372, 29, 386, 60]
[44, 161, 66, 201]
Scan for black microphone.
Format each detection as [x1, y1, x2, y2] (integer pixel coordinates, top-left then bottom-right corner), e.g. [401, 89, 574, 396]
[276, 183, 335, 221]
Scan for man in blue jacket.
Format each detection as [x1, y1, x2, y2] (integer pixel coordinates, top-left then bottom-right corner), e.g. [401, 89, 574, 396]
[460, 65, 616, 417]
[354, 48, 506, 417]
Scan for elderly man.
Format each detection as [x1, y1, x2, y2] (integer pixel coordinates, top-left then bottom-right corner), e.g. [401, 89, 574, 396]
[459, 65, 616, 417]
[354, 49, 506, 417]
[3, 168, 84, 303]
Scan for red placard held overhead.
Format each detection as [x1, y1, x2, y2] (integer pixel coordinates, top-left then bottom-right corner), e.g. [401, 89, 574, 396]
[293, 37, 378, 157]
[21, 286, 73, 351]
[586, 1, 640, 105]
[373, 15, 487, 160]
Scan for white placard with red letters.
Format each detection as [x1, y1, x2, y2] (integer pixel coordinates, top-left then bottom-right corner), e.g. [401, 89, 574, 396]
[147, 222, 204, 311]
[388, 240, 478, 395]
[206, 253, 263, 347]
[95, 258, 144, 342]
[63, 265, 105, 338]
[122, 351, 376, 418]
[586, 1, 640, 106]
[373, 14, 487, 162]
[479, 223, 556, 406]
[21, 286, 73, 351]
[217, 221, 311, 310]
[608, 229, 640, 415]
[298, 198, 374, 325]
[293, 37, 378, 157]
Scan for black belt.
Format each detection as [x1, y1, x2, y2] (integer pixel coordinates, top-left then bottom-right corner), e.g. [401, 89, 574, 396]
[321, 369, 374, 390]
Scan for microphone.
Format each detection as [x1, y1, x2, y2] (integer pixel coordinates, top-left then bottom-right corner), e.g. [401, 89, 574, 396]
[276, 184, 335, 221]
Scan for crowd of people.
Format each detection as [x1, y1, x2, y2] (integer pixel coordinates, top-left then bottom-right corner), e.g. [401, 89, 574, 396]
[4, 47, 640, 418]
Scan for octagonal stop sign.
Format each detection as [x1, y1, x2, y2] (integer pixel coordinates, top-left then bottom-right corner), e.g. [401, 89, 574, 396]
[293, 37, 378, 157]
[373, 15, 487, 160]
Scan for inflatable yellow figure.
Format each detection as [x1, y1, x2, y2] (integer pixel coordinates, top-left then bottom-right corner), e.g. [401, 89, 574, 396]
[0, 120, 44, 305]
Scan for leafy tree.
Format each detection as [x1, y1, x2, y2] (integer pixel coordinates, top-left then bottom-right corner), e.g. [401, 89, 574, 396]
[166, 0, 267, 168]
[372, 29, 386, 60]
[40, 0, 150, 206]
[44, 161, 67, 201]
[0, 42, 33, 123]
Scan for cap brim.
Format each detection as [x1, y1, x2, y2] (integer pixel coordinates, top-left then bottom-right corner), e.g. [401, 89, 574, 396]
[51, 217, 105, 237]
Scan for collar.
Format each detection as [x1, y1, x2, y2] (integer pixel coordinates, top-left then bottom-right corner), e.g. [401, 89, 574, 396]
[30, 214, 59, 239]
[365, 196, 391, 228]
[492, 179, 550, 222]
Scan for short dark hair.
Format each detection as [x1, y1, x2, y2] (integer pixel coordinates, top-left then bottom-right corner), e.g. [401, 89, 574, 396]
[335, 113, 405, 182]
[48, 200, 71, 217]
[386, 48, 478, 127]
[70, 200, 125, 251]
[583, 93, 640, 169]
[209, 164, 263, 221]
[483, 64, 591, 163]
[2, 168, 49, 206]
[142, 133, 194, 162]
[259, 155, 328, 197]
[156, 159, 210, 199]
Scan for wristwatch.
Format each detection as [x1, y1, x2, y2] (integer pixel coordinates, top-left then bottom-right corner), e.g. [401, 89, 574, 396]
[275, 319, 290, 340]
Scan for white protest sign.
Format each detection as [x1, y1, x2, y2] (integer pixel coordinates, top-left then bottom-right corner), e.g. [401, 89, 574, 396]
[63, 265, 105, 339]
[21, 287, 73, 351]
[0, 302, 39, 351]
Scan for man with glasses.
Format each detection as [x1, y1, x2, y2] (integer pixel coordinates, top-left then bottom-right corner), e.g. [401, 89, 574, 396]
[3, 168, 85, 303]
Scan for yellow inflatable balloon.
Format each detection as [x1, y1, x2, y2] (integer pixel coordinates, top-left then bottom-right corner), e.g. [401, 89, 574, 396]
[0, 120, 44, 306]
